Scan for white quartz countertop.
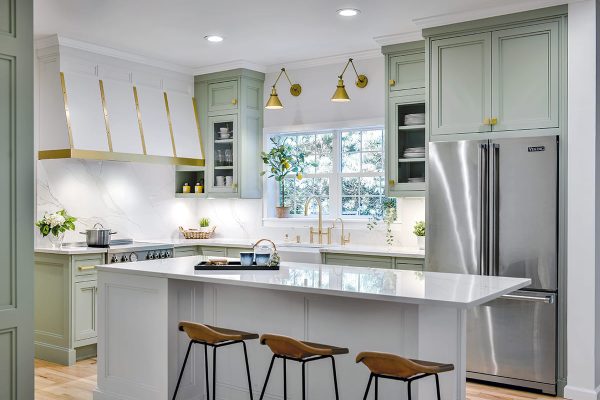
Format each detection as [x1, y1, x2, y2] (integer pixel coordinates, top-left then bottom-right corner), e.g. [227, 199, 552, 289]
[96, 256, 529, 308]
[34, 245, 107, 255]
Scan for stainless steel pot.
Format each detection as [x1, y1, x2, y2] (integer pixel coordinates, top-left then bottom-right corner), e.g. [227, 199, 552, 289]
[80, 223, 117, 247]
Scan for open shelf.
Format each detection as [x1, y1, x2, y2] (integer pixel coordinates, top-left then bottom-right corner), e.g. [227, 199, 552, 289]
[396, 102, 426, 185]
[398, 125, 425, 131]
[398, 158, 426, 163]
[175, 193, 207, 199]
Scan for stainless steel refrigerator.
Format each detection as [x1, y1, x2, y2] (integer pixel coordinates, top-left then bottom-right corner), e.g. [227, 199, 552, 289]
[426, 136, 558, 394]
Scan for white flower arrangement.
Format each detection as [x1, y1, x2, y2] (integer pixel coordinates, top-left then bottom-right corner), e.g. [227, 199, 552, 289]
[35, 210, 77, 237]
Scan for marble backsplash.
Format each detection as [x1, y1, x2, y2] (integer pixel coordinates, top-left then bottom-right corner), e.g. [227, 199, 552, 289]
[36, 159, 425, 248]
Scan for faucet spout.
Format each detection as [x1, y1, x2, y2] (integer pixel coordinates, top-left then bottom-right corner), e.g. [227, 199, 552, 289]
[304, 196, 323, 232]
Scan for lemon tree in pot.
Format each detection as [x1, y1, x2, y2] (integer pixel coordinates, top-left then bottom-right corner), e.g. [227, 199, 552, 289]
[260, 138, 314, 218]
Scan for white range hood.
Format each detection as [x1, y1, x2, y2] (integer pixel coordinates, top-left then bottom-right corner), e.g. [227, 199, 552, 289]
[37, 35, 205, 166]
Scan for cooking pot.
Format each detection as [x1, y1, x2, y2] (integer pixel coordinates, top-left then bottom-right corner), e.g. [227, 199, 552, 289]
[80, 223, 117, 247]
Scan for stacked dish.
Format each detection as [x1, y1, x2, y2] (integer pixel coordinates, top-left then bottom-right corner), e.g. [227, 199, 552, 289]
[403, 147, 425, 158]
[408, 177, 425, 183]
[404, 113, 425, 126]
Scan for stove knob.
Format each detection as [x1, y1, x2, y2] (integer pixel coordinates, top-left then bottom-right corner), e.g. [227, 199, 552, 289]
[121, 255, 129, 262]
[149, 252, 155, 260]
[111, 255, 119, 263]
[160, 251, 166, 259]
[166, 250, 171, 258]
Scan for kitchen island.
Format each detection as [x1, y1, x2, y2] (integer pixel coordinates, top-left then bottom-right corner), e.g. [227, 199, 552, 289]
[93, 257, 529, 400]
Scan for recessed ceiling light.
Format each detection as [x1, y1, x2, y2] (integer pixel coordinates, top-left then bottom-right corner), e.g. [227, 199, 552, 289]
[337, 8, 360, 17]
[205, 35, 224, 43]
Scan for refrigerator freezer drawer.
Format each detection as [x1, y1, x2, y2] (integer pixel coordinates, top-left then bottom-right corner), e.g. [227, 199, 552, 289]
[467, 291, 556, 386]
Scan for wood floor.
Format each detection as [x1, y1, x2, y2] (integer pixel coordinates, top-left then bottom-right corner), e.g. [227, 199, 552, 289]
[35, 358, 563, 400]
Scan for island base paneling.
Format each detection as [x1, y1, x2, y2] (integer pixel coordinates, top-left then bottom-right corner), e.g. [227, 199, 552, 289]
[94, 272, 466, 400]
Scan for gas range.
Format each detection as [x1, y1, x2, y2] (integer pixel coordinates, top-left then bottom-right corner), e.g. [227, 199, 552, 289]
[106, 239, 174, 264]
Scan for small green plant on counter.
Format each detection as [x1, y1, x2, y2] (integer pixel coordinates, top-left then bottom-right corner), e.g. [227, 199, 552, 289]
[367, 198, 397, 246]
[35, 209, 77, 237]
[199, 218, 210, 228]
[260, 137, 316, 208]
[413, 220, 426, 237]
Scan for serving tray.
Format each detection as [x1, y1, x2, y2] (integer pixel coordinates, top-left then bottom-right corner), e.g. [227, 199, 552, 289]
[194, 261, 280, 271]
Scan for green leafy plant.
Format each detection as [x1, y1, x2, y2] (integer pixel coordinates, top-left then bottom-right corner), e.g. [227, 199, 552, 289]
[260, 137, 315, 207]
[413, 220, 426, 237]
[35, 210, 77, 237]
[367, 198, 397, 246]
[199, 218, 210, 228]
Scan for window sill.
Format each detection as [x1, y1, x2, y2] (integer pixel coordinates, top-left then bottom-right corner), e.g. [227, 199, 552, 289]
[263, 217, 401, 229]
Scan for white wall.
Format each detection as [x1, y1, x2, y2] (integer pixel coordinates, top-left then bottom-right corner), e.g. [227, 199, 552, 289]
[565, 1, 600, 399]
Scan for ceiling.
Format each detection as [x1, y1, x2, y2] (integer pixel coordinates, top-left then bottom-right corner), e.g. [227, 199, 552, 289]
[34, 0, 553, 71]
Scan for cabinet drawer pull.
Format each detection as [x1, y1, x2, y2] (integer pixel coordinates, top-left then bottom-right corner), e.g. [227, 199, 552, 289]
[78, 265, 96, 271]
[231, 98, 238, 105]
[389, 79, 396, 87]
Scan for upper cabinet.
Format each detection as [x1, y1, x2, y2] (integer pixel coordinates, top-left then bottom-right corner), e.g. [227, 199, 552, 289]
[427, 11, 564, 138]
[194, 69, 264, 199]
[388, 51, 425, 96]
[36, 36, 204, 166]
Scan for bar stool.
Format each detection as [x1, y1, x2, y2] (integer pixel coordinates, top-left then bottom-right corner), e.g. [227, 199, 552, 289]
[173, 321, 259, 400]
[356, 351, 454, 400]
[259, 333, 348, 400]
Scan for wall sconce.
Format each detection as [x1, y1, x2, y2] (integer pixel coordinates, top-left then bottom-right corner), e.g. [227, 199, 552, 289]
[331, 58, 368, 102]
[265, 68, 302, 110]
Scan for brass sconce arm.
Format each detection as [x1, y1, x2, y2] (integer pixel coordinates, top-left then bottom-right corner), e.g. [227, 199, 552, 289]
[338, 58, 368, 88]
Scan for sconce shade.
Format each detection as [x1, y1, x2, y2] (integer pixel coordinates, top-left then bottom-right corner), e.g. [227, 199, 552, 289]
[265, 87, 284, 109]
[331, 79, 351, 102]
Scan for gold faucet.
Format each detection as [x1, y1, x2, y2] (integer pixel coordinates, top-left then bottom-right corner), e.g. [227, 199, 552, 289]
[304, 196, 332, 244]
[334, 218, 351, 245]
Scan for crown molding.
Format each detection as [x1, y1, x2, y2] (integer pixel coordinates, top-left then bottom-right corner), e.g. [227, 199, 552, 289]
[265, 49, 382, 73]
[192, 60, 267, 75]
[413, 0, 578, 29]
[35, 34, 194, 75]
[373, 31, 423, 46]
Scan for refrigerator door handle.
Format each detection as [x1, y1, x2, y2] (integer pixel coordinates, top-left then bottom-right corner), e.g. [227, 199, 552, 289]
[479, 143, 489, 276]
[501, 293, 556, 304]
[490, 143, 500, 276]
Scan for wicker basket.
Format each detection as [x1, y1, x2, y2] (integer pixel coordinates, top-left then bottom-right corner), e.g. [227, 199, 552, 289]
[179, 226, 216, 240]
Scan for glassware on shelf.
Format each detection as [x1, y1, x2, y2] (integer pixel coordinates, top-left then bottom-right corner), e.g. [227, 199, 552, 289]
[215, 149, 223, 167]
[224, 149, 233, 166]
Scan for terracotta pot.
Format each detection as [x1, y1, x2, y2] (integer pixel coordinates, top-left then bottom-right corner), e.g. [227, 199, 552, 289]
[275, 206, 291, 218]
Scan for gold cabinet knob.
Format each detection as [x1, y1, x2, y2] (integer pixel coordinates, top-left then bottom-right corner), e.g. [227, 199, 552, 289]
[389, 79, 396, 87]
[231, 98, 238, 105]
[490, 117, 498, 126]
[389, 179, 395, 185]
[483, 117, 491, 125]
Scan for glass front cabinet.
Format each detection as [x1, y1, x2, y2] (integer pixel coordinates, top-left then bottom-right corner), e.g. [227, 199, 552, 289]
[194, 69, 264, 198]
[383, 41, 426, 197]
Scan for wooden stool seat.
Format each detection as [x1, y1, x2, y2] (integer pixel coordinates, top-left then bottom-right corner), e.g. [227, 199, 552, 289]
[179, 321, 259, 344]
[260, 333, 349, 359]
[258, 333, 348, 400]
[356, 351, 454, 378]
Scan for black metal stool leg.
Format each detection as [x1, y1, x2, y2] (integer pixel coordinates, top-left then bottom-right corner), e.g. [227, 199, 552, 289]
[407, 379, 412, 400]
[212, 347, 217, 400]
[172, 340, 194, 400]
[362, 374, 373, 400]
[434, 374, 441, 400]
[301, 361, 306, 400]
[375, 375, 379, 400]
[259, 355, 275, 400]
[330, 356, 340, 400]
[283, 358, 287, 400]
[241, 342, 254, 400]
[204, 344, 210, 400]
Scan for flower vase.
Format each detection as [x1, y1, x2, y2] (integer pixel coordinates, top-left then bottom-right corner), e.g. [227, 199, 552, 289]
[417, 236, 425, 250]
[49, 232, 65, 249]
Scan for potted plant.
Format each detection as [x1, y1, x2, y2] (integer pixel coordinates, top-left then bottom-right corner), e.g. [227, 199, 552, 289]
[413, 220, 426, 250]
[367, 198, 397, 246]
[199, 217, 211, 231]
[260, 137, 314, 218]
[35, 210, 77, 249]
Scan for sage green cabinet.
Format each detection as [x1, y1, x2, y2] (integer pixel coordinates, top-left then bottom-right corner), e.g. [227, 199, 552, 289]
[200, 246, 228, 257]
[429, 21, 560, 137]
[388, 51, 425, 96]
[34, 252, 103, 365]
[173, 246, 200, 258]
[430, 33, 492, 136]
[195, 69, 264, 199]
[322, 252, 424, 271]
[492, 22, 559, 131]
[74, 280, 97, 343]
[208, 80, 239, 113]
[172, 245, 253, 258]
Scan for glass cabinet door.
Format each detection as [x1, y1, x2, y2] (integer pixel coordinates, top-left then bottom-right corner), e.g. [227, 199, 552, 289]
[208, 114, 238, 193]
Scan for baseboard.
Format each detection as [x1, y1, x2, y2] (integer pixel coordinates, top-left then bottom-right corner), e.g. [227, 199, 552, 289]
[564, 384, 600, 400]
[76, 343, 97, 361]
[35, 341, 76, 366]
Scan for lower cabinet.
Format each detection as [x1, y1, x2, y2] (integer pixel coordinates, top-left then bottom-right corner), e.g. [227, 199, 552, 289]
[172, 245, 253, 258]
[34, 252, 104, 365]
[200, 246, 228, 257]
[173, 246, 200, 258]
[322, 252, 424, 271]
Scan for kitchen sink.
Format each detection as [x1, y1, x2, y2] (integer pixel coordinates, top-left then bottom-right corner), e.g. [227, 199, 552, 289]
[277, 243, 333, 249]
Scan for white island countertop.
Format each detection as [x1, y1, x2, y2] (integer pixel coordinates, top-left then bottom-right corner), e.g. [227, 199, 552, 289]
[97, 256, 529, 308]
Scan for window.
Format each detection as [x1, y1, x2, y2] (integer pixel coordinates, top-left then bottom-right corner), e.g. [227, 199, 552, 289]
[268, 127, 385, 219]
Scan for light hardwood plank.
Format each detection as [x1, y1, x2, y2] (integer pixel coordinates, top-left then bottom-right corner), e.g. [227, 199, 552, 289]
[34, 358, 563, 400]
